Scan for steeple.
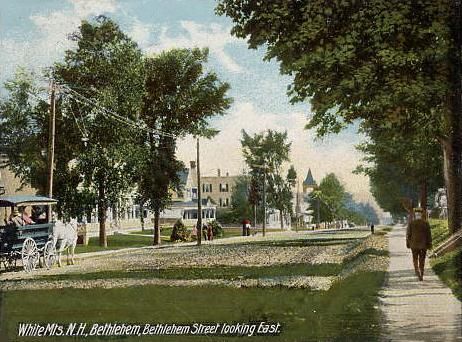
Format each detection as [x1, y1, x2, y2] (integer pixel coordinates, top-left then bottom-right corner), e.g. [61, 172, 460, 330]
[302, 169, 316, 193]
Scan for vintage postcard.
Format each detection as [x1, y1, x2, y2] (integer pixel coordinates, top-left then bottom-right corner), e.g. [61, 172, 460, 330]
[0, 1, 461, 341]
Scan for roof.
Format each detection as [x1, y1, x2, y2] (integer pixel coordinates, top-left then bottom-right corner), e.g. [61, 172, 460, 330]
[0, 195, 57, 207]
[177, 169, 189, 186]
[303, 169, 317, 187]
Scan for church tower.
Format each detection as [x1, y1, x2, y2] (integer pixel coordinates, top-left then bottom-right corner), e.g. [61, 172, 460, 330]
[302, 169, 317, 194]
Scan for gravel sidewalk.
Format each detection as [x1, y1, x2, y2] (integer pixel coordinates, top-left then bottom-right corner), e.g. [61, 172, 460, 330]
[380, 225, 462, 341]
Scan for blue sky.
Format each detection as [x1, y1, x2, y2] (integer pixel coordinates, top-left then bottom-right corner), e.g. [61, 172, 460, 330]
[0, 0, 379, 210]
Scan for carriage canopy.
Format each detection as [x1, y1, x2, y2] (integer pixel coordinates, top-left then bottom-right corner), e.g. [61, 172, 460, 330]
[0, 195, 57, 207]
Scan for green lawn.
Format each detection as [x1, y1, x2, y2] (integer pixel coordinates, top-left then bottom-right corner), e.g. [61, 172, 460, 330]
[130, 227, 173, 237]
[0, 231, 389, 341]
[429, 219, 452, 247]
[75, 234, 169, 254]
[431, 247, 462, 301]
[0, 271, 385, 342]
[429, 219, 462, 301]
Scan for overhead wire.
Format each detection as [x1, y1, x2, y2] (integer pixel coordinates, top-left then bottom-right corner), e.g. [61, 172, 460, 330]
[61, 94, 88, 140]
[56, 82, 178, 139]
[24, 81, 183, 151]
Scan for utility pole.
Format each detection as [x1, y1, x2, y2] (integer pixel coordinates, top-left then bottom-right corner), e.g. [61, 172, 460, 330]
[196, 137, 202, 246]
[295, 180, 300, 232]
[47, 79, 56, 222]
[316, 196, 320, 229]
[254, 203, 257, 232]
[262, 165, 266, 237]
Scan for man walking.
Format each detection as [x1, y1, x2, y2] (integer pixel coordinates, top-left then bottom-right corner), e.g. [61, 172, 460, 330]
[406, 207, 432, 281]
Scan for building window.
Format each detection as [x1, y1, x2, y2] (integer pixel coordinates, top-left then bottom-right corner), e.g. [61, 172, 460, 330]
[192, 187, 198, 199]
[202, 184, 213, 193]
[220, 183, 229, 192]
[225, 198, 229, 207]
[135, 205, 140, 219]
[219, 198, 223, 207]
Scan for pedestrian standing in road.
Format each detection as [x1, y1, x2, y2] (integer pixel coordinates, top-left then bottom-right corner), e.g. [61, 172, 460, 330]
[207, 223, 213, 241]
[370, 224, 375, 234]
[202, 224, 208, 241]
[242, 219, 250, 236]
[406, 207, 432, 281]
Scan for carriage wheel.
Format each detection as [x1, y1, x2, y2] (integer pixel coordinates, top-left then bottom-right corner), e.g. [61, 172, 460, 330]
[21, 238, 38, 273]
[43, 241, 57, 269]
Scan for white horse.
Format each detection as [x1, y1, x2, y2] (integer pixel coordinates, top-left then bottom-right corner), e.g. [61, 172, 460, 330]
[52, 219, 78, 267]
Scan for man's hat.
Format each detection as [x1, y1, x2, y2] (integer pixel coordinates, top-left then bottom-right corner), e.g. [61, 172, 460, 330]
[12, 208, 19, 215]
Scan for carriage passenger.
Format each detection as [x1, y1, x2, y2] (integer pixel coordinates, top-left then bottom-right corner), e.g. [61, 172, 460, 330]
[21, 208, 34, 225]
[8, 209, 24, 227]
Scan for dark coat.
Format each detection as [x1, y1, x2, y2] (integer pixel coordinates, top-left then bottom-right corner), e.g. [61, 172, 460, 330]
[406, 219, 432, 250]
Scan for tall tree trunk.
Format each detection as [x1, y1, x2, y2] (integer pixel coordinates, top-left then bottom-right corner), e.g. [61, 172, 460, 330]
[153, 208, 161, 245]
[98, 183, 107, 247]
[442, 141, 462, 234]
[444, 0, 462, 234]
[254, 203, 257, 231]
[140, 203, 145, 232]
[279, 210, 284, 230]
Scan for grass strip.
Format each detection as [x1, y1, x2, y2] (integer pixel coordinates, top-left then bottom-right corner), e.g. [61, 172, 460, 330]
[429, 220, 462, 301]
[32, 263, 342, 282]
[0, 271, 386, 341]
[75, 234, 170, 254]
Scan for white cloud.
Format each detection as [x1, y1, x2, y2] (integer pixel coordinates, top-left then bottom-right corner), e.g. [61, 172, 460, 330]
[176, 101, 376, 207]
[70, 0, 119, 18]
[147, 21, 244, 73]
[0, 0, 118, 84]
[128, 20, 153, 48]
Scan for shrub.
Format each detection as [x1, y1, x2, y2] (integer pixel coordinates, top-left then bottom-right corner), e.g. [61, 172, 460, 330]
[208, 220, 224, 237]
[170, 219, 189, 242]
[216, 208, 236, 224]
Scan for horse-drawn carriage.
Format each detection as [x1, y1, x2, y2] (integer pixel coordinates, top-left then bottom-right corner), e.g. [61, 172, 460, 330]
[0, 195, 58, 272]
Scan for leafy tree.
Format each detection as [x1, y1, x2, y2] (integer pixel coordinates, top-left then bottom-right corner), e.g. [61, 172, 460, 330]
[358, 202, 380, 226]
[318, 173, 346, 221]
[241, 129, 293, 229]
[0, 69, 95, 221]
[229, 175, 253, 222]
[308, 174, 378, 226]
[53, 16, 146, 246]
[308, 189, 333, 225]
[287, 165, 297, 187]
[0, 70, 49, 193]
[217, 0, 462, 233]
[343, 192, 379, 225]
[356, 125, 443, 218]
[140, 48, 232, 245]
